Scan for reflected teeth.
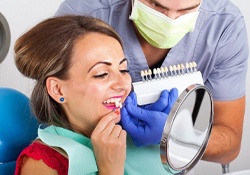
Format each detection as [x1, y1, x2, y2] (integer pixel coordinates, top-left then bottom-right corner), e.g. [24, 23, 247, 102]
[103, 97, 122, 108]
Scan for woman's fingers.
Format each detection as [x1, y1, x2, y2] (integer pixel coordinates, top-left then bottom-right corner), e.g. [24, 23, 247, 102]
[91, 109, 126, 141]
[93, 110, 118, 134]
[91, 109, 126, 174]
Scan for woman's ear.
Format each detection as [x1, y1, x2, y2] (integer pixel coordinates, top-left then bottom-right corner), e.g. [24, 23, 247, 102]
[46, 77, 65, 103]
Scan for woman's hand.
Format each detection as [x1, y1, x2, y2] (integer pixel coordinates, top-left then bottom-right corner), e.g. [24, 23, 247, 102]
[91, 109, 126, 175]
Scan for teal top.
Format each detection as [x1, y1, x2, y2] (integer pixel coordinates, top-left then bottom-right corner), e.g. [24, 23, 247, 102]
[38, 125, 172, 175]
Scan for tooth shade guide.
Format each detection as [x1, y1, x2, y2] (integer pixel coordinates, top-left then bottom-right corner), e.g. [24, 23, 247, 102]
[169, 65, 174, 76]
[139, 62, 198, 81]
[148, 69, 153, 80]
[144, 70, 149, 81]
[189, 62, 194, 72]
[135, 62, 202, 105]
[181, 64, 185, 74]
[141, 70, 144, 77]
[185, 62, 190, 73]
[141, 70, 146, 82]
[156, 68, 162, 79]
[164, 66, 169, 77]
[153, 68, 158, 79]
[160, 67, 165, 78]
[192, 61, 197, 71]
[177, 64, 181, 75]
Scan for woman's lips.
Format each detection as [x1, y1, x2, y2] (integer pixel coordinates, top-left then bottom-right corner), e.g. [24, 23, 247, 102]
[104, 104, 117, 109]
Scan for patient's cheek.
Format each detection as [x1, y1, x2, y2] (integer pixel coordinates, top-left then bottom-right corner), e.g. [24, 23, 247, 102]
[89, 85, 103, 94]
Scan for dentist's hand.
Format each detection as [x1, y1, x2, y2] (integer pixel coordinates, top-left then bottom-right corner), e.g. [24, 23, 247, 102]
[143, 88, 178, 114]
[121, 88, 178, 146]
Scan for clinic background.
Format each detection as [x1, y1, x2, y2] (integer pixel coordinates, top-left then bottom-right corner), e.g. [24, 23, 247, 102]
[0, 0, 249, 174]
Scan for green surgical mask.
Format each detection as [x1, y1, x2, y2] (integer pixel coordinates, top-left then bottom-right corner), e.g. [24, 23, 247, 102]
[129, 0, 200, 49]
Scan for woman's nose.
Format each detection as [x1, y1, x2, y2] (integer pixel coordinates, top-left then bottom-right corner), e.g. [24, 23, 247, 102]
[112, 72, 131, 91]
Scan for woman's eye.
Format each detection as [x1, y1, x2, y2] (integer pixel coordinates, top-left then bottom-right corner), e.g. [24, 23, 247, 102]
[93, 70, 129, 78]
[120, 69, 129, 74]
[93, 73, 108, 78]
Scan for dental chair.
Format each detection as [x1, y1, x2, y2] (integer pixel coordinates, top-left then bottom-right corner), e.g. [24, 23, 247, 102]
[0, 87, 39, 175]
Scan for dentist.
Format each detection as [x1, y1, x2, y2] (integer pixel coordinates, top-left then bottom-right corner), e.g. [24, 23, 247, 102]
[55, 0, 249, 165]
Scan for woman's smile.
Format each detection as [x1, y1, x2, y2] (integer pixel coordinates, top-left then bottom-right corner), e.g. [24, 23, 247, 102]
[103, 96, 123, 109]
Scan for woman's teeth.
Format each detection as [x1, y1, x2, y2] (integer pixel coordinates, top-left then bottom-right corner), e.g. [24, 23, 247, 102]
[103, 97, 122, 108]
[115, 101, 123, 108]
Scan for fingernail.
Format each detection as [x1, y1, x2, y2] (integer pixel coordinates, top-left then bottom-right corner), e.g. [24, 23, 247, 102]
[115, 110, 120, 115]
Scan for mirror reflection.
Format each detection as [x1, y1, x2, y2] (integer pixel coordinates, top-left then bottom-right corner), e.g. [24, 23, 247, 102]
[161, 84, 213, 174]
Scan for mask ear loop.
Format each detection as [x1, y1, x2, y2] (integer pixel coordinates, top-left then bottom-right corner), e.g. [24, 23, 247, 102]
[131, 0, 135, 8]
[197, 0, 203, 11]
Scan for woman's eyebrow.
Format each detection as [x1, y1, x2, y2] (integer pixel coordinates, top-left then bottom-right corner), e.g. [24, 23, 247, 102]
[88, 61, 112, 73]
[120, 58, 128, 65]
[151, 0, 200, 12]
[87, 58, 127, 73]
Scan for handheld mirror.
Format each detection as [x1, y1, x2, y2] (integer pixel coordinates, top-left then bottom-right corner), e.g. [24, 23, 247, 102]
[160, 84, 214, 174]
[0, 12, 11, 64]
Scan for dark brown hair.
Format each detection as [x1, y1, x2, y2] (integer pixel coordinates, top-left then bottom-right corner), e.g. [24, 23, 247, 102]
[14, 15, 123, 129]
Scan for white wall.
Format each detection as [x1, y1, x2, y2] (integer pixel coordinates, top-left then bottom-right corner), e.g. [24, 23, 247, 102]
[0, 0, 249, 174]
[0, 0, 63, 95]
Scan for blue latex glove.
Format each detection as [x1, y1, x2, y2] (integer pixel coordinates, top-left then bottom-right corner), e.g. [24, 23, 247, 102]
[121, 88, 178, 146]
[143, 88, 178, 114]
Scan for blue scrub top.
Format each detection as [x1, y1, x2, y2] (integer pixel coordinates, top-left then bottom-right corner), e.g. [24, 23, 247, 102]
[55, 0, 248, 101]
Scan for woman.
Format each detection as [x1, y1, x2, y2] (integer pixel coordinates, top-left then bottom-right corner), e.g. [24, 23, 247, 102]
[14, 15, 130, 175]
[14, 15, 174, 175]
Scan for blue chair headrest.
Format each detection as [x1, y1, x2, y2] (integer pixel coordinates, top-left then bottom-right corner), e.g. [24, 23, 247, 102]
[0, 87, 39, 163]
